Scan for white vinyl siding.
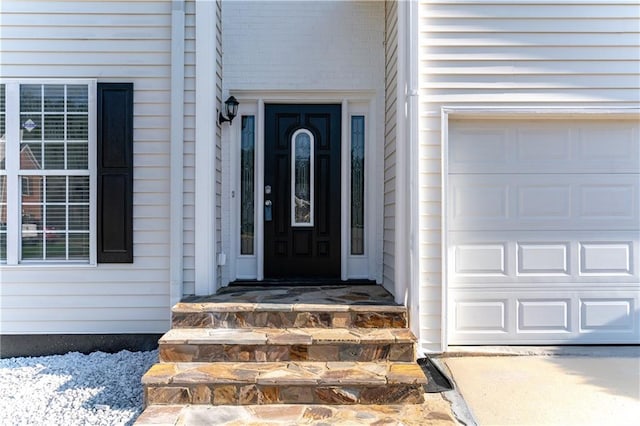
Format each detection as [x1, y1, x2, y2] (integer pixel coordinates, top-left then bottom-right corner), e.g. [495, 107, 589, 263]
[383, 0, 399, 294]
[0, 1, 172, 334]
[215, 0, 223, 286]
[418, 0, 640, 352]
[182, 0, 196, 295]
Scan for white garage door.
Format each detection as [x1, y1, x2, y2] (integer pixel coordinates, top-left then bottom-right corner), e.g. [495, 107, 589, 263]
[447, 118, 640, 345]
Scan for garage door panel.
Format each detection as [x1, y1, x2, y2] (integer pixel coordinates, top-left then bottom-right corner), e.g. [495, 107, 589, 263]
[450, 119, 639, 174]
[449, 290, 640, 344]
[518, 299, 571, 332]
[449, 231, 638, 284]
[449, 174, 639, 231]
[580, 298, 635, 332]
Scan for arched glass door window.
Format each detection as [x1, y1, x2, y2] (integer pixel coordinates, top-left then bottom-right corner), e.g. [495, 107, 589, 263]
[291, 129, 314, 227]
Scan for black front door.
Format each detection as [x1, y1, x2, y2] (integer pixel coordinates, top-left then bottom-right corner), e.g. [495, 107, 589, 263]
[264, 104, 341, 278]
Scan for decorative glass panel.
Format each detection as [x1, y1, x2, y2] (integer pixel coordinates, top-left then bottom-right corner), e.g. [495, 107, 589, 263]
[351, 116, 365, 255]
[0, 84, 5, 171]
[240, 116, 255, 255]
[0, 176, 6, 261]
[291, 129, 314, 227]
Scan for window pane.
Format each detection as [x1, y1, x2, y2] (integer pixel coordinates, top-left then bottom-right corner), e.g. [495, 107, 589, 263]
[46, 238, 67, 260]
[0, 175, 6, 261]
[240, 116, 255, 255]
[46, 176, 67, 203]
[67, 85, 88, 112]
[44, 114, 65, 140]
[69, 205, 89, 230]
[67, 115, 88, 141]
[292, 130, 313, 226]
[20, 85, 41, 112]
[67, 143, 88, 169]
[68, 176, 89, 203]
[351, 116, 365, 255]
[44, 85, 65, 112]
[69, 233, 89, 259]
[0, 84, 5, 171]
[22, 236, 43, 260]
[21, 114, 42, 141]
[44, 143, 65, 169]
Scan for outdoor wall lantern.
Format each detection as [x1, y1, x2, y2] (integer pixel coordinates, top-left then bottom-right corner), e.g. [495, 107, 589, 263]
[218, 96, 239, 125]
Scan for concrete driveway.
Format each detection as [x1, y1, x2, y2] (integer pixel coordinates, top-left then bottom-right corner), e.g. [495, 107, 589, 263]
[440, 346, 640, 426]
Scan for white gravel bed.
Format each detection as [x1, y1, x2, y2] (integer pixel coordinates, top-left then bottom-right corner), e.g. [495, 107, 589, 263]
[0, 349, 158, 426]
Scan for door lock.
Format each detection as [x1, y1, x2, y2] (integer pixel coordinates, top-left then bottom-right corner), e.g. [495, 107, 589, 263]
[265, 200, 273, 221]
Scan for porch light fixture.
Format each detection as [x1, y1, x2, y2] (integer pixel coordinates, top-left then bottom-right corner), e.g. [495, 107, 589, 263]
[218, 96, 239, 125]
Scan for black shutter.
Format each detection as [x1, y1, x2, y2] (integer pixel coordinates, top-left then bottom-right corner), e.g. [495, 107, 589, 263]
[97, 83, 133, 263]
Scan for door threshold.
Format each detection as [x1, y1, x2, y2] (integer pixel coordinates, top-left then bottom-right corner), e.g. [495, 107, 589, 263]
[229, 279, 377, 287]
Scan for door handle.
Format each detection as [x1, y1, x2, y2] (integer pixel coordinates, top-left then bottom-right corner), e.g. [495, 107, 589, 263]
[265, 200, 273, 222]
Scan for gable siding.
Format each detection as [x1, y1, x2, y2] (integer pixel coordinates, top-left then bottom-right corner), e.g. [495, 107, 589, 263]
[418, 0, 640, 352]
[0, 0, 172, 334]
[383, 1, 399, 295]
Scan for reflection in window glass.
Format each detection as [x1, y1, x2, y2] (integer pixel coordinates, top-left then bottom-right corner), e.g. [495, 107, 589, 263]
[351, 116, 365, 255]
[292, 130, 313, 226]
[240, 116, 255, 255]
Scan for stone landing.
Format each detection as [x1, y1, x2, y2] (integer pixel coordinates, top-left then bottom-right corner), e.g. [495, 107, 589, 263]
[137, 285, 433, 423]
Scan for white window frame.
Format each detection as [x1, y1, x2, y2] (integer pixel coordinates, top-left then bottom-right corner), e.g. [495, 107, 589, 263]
[0, 79, 97, 266]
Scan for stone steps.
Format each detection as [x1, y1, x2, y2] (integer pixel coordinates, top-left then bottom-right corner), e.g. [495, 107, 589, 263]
[140, 285, 429, 415]
[158, 327, 416, 362]
[143, 361, 426, 405]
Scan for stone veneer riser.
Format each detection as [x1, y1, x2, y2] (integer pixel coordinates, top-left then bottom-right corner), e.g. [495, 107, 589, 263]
[145, 383, 424, 406]
[171, 310, 407, 329]
[159, 343, 415, 363]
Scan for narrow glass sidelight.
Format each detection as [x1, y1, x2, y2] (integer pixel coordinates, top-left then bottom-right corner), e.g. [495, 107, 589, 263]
[0, 84, 5, 261]
[240, 116, 255, 255]
[291, 129, 314, 227]
[351, 116, 365, 255]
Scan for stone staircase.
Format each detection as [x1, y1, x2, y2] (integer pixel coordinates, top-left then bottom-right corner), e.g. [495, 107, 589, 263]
[138, 285, 431, 423]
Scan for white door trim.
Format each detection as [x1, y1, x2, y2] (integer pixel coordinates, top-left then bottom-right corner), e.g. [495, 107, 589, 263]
[224, 91, 381, 283]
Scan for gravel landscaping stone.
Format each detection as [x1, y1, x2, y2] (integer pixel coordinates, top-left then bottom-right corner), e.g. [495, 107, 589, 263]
[0, 350, 157, 426]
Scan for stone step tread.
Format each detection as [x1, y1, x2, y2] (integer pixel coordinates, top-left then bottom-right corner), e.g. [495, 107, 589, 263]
[135, 398, 457, 426]
[173, 302, 406, 313]
[143, 361, 427, 387]
[159, 327, 416, 346]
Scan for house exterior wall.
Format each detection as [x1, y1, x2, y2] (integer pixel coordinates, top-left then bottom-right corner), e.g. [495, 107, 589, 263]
[417, 0, 640, 352]
[383, 1, 398, 297]
[182, 0, 196, 295]
[0, 0, 172, 334]
[222, 1, 385, 92]
[220, 1, 385, 285]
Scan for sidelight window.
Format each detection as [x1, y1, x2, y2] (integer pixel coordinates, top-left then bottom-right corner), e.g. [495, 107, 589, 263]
[240, 116, 255, 255]
[351, 116, 365, 255]
[291, 129, 314, 227]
